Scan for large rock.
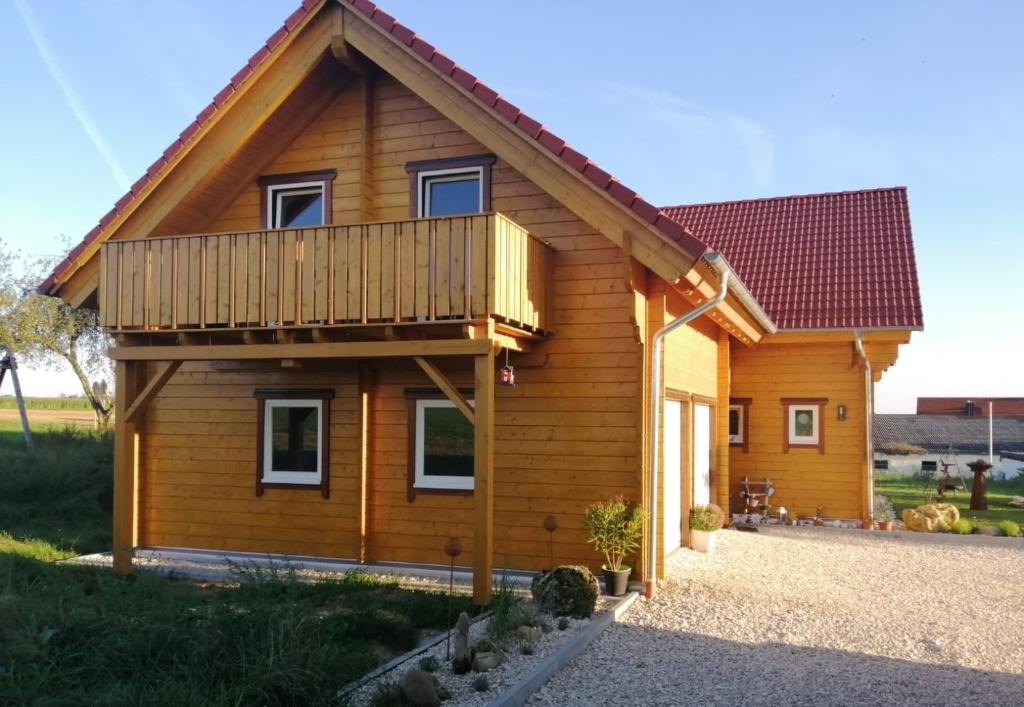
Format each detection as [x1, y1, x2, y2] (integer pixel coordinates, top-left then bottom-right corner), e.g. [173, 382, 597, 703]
[902, 503, 960, 532]
[531, 565, 599, 618]
[452, 611, 471, 674]
[401, 669, 441, 707]
[472, 651, 502, 672]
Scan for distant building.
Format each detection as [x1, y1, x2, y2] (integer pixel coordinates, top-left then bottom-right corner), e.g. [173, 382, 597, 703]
[916, 397, 1024, 417]
[874, 414, 1024, 480]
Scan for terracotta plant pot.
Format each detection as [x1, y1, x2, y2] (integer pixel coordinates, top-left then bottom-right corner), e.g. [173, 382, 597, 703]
[602, 567, 630, 596]
[863, 520, 875, 530]
[813, 519, 824, 527]
[878, 520, 893, 531]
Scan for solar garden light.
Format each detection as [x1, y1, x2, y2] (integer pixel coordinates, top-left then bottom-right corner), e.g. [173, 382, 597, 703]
[443, 536, 463, 659]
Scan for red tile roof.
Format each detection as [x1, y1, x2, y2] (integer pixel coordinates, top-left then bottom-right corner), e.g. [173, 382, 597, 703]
[42, 0, 708, 295]
[662, 188, 923, 330]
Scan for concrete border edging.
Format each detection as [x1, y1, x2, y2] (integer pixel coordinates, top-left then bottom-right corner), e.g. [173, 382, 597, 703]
[486, 591, 639, 707]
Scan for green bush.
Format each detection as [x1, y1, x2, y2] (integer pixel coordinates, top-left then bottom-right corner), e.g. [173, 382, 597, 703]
[472, 675, 490, 692]
[488, 573, 525, 641]
[583, 496, 646, 571]
[557, 617, 570, 631]
[996, 520, 1021, 538]
[530, 566, 599, 618]
[689, 504, 724, 532]
[418, 655, 440, 673]
[950, 519, 974, 535]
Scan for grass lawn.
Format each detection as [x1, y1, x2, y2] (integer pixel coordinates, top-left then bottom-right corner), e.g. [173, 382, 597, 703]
[0, 418, 480, 705]
[876, 472, 1024, 527]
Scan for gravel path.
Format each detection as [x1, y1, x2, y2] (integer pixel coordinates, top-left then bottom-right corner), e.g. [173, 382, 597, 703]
[532, 527, 1024, 706]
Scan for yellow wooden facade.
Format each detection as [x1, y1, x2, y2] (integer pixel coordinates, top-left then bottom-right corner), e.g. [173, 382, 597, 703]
[48, 1, 915, 600]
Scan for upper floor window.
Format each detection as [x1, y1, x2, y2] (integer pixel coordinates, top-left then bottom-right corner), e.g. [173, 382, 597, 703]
[406, 154, 495, 218]
[257, 169, 337, 229]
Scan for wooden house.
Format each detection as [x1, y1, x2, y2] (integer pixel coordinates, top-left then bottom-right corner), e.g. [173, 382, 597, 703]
[43, 0, 922, 601]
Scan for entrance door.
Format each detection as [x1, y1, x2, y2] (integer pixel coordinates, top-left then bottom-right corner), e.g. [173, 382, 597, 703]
[663, 400, 683, 555]
[693, 403, 712, 507]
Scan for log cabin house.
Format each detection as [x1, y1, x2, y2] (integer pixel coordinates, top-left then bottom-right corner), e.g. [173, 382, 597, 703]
[42, 0, 922, 601]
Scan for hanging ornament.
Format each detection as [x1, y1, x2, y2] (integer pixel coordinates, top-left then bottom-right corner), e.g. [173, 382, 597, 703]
[499, 348, 515, 387]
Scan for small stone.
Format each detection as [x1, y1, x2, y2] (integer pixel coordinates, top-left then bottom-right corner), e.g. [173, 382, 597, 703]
[473, 651, 502, 672]
[401, 669, 440, 707]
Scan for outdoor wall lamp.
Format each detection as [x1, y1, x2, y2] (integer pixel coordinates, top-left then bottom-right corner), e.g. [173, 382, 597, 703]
[837, 404, 848, 421]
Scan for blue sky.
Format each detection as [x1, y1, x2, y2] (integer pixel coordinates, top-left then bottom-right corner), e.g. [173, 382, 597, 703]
[1, 0, 1022, 412]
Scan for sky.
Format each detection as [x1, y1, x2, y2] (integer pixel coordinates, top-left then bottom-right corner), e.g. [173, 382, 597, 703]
[0, 0, 1021, 412]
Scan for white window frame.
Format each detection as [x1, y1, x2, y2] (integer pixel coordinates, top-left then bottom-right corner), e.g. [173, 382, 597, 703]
[728, 404, 744, 444]
[787, 404, 820, 446]
[414, 398, 475, 491]
[262, 398, 323, 486]
[266, 181, 326, 229]
[417, 167, 484, 218]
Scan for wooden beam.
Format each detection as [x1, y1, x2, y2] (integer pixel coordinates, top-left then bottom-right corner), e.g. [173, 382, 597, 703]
[122, 361, 181, 424]
[621, 230, 634, 293]
[112, 360, 140, 575]
[357, 361, 372, 563]
[472, 349, 495, 604]
[414, 356, 474, 424]
[109, 338, 493, 361]
[341, 9, 697, 284]
[358, 71, 375, 221]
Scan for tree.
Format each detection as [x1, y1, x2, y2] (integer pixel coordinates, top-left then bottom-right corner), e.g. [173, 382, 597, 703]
[0, 241, 114, 428]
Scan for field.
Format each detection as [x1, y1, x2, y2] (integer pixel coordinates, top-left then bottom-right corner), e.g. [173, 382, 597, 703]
[876, 473, 1024, 527]
[0, 417, 479, 706]
[0, 394, 92, 410]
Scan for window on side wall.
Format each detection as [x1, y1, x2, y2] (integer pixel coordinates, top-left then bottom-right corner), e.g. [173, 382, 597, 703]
[874, 458, 889, 470]
[782, 398, 827, 453]
[405, 155, 495, 218]
[921, 460, 937, 472]
[406, 390, 475, 497]
[255, 389, 333, 498]
[728, 397, 751, 451]
[258, 170, 337, 228]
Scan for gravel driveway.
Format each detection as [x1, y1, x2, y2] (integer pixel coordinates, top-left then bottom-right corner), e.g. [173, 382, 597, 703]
[532, 527, 1024, 706]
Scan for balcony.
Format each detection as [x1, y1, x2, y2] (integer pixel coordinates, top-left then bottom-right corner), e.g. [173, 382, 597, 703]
[99, 212, 552, 340]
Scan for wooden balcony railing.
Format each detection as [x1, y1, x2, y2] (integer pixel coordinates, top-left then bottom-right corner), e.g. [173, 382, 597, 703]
[99, 213, 551, 334]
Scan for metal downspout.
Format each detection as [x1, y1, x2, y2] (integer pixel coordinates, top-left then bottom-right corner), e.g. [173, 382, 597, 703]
[645, 254, 730, 598]
[854, 331, 874, 517]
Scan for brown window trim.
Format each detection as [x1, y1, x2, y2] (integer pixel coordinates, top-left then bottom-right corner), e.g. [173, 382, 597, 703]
[254, 388, 334, 498]
[729, 397, 751, 452]
[405, 154, 496, 218]
[257, 169, 337, 229]
[404, 387, 474, 501]
[781, 397, 828, 454]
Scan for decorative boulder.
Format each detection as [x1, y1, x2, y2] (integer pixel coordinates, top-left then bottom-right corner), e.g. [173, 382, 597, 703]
[401, 669, 441, 707]
[452, 612, 472, 674]
[530, 565, 599, 618]
[472, 652, 502, 672]
[902, 503, 960, 533]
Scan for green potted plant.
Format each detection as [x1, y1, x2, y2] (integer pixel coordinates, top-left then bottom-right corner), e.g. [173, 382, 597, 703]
[688, 504, 724, 553]
[583, 496, 646, 596]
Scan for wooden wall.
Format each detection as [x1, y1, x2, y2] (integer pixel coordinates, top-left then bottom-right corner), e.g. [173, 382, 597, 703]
[141, 362, 362, 558]
[140, 70, 646, 573]
[729, 341, 868, 520]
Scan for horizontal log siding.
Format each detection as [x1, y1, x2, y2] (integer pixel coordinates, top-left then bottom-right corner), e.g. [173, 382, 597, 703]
[140, 363, 361, 558]
[729, 341, 868, 520]
[144, 71, 643, 572]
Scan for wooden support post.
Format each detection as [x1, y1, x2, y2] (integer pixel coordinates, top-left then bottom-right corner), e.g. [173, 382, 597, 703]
[112, 360, 140, 575]
[472, 348, 496, 605]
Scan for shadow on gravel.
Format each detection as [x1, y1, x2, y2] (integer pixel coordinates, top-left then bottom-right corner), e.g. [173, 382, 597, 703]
[594, 626, 1022, 706]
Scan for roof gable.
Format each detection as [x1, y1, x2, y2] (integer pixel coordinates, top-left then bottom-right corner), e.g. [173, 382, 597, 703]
[663, 187, 923, 330]
[43, 0, 710, 301]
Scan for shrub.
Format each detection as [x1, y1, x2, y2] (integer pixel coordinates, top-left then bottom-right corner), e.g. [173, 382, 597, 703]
[557, 617, 570, 631]
[519, 641, 535, 655]
[950, 519, 974, 535]
[370, 681, 405, 707]
[531, 566, 599, 618]
[583, 496, 646, 571]
[418, 655, 440, 673]
[996, 520, 1021, 538]
[472, 675, 490, 693]
[689, 504, 724, 532]
[873, 494, 896, 522]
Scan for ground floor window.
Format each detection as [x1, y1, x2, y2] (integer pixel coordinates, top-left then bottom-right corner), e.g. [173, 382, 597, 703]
[407, 390, 474, 496]
[728, 397, 751, 451]
[781, 397, 827, 453]
[255, 389, 333, 498]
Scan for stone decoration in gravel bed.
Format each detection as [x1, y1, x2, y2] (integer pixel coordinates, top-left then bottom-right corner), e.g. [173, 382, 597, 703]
[531, 527, 1024, 706]
[347, 594, 618, 706]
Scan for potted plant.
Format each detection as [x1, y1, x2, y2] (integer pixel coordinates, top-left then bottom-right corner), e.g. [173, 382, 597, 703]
[688, 504, 724, 553]
[862, 514, 875, 530]
[813, 506, 824, 527]
[874, 494, 896, 530]
[583, 496, 646, 596]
